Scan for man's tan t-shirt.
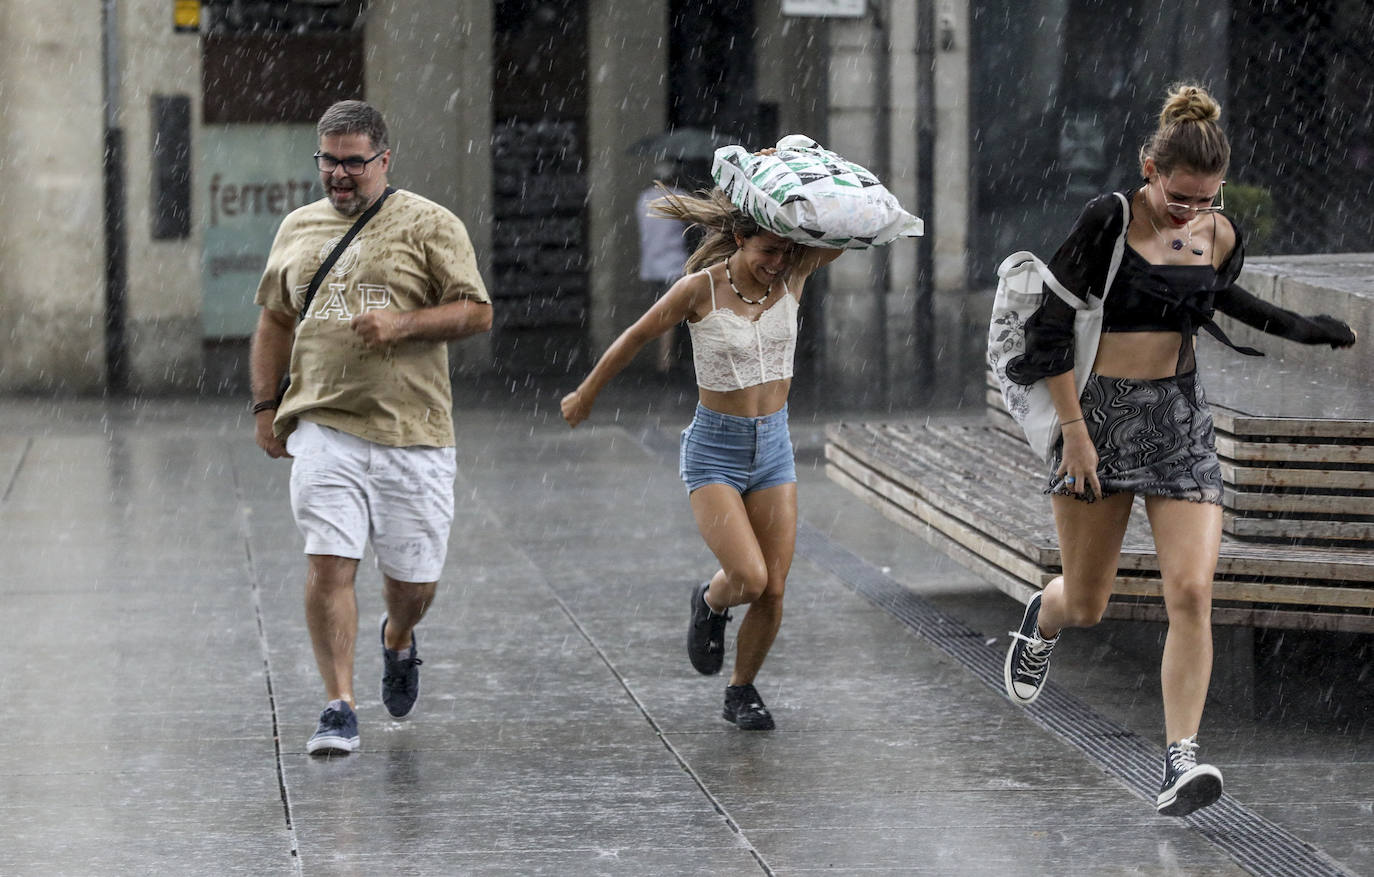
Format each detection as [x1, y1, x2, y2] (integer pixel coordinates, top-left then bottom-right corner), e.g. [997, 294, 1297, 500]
[255, 190, 490, 448]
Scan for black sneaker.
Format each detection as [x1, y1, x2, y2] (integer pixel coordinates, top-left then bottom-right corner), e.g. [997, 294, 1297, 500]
[306, 702, 360, 755]
[723, 683, 775, 731]
[1004, 590, 1058, 705]
[380, 614, 423, 719]
[1157, 735, 1223, 816]
[687, 582, 731, 675]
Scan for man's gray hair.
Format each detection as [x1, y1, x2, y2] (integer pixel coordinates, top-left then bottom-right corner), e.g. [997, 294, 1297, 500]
[317, 100, 389, 152]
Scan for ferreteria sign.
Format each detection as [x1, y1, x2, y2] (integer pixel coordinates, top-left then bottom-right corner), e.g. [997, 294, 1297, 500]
[201, 123, 321, 337]
[781, 0, 866, 16]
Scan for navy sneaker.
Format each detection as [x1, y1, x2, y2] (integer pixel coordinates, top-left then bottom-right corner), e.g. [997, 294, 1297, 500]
[687, 582, 731, 675]
[380, 615, 423, 718]
[306, 702, 360, 755]
[723, 683, 775, 730]
[1004, 590, 1058, 705]
[1157, 735, 1224, 816]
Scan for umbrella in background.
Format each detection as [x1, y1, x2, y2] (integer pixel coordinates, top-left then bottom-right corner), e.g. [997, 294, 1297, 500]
[626, 127, 726, 162]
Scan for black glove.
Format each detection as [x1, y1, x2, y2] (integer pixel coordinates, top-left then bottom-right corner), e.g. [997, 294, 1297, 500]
[1309, 315, 1357, 348]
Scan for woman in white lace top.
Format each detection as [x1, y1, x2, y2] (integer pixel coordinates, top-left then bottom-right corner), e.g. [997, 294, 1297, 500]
[562, 176, 841, 730]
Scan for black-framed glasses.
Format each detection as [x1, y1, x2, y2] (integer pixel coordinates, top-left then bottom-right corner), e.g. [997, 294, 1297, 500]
[1159, 176, 1225, 218]
[314, 150, 385, 175]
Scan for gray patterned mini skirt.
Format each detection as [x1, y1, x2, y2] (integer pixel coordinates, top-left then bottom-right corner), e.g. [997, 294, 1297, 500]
[1046, 371, 1223, 505]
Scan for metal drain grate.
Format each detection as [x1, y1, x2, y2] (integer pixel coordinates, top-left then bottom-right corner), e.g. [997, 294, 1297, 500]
[795, 520, 1356, 877]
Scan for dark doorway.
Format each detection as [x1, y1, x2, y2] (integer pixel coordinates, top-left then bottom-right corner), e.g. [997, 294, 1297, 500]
[666, 0, 832, 392]
[1229, 0, 1374, 254]
[968, 0, 1150, 281]
[666, 0, 769, 190]
[491, 0, 591, 374]
[970, 0, 1372, 271]
[669, 0, 757, 140]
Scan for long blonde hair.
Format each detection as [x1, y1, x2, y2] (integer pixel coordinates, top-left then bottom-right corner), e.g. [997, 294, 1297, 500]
[1139, 82, 1230, 177]
[647, 184, 770, 275]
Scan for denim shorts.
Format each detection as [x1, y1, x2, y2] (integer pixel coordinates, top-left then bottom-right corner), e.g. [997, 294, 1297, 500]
[679, 403, 796, 494]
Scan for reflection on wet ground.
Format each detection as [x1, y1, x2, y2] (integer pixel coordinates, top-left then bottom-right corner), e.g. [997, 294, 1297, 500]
[0, 388, 1368, 876]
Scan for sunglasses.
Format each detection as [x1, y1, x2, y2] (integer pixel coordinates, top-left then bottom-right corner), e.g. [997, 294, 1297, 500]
[1157, 176, 1225, 218]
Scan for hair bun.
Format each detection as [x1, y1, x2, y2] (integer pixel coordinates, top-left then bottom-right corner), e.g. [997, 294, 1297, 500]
[1142, 82, 1230, 177]
[1160, 83, 1221, 126]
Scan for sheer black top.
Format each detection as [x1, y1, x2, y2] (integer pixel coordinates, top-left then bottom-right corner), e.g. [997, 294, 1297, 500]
[1004, 188, 1355, 400]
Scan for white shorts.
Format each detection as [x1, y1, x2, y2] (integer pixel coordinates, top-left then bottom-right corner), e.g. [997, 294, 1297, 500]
[287, 420, 456, 583]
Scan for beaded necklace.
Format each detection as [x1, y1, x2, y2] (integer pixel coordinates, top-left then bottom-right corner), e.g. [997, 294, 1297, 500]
[725, 253, 774, 305]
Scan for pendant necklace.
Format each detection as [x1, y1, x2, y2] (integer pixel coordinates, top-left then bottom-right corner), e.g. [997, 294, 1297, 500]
[1147, 204, 1205, 256]
[725, 254, 773, 305]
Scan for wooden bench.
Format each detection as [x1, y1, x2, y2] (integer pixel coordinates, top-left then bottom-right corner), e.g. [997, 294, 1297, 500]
[1217, 254, 1374, 544]
[825, 420, 1374, 633]
[1214, 408, 1374, 545]
[827, 254, 1374, 631]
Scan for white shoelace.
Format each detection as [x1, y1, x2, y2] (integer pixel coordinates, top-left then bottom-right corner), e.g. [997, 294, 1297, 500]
[1167, 734, 1200, 774]
[1008, 630, 1057, 676]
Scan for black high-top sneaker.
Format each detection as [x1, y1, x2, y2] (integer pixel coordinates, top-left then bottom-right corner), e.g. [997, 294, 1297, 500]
[687, 582, 731, 675]
[1004, 591, 1058, 705]
[1157, 735, 1223, 816]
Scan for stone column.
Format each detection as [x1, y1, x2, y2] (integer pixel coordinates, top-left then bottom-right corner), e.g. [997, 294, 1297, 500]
[825, 11, 887, 405]
[368, 0, 494, 373]
[0, 1, 108, 392]
[930, 0, 973, 406]
[586, 0, 670, 359]
[119, 0, 204, 393]
[823, 0, 972, 408]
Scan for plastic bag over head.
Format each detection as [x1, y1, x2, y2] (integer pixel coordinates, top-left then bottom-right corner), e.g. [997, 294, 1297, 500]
[711, 134, 924, 249]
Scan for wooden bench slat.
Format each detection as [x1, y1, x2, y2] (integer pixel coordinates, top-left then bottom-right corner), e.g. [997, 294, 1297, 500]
[1219, 461, 1374, 490]
[987, 377, 1372, 441]
[1111, 576, 1374, 609]
[839, 422, 1165, 563]
[1103, 602, 1374, 634]
[827, 420, 1374, 631]
[828, 460, 1374, 623]
[985, 370, 1373, 440]
[1215, 436, 1374, 465]
[984, 380, 1373, 545]
[1212, 406, 1374, 440]
[1221, 488, 1374, 515]
[1222, 513, 1374, 542]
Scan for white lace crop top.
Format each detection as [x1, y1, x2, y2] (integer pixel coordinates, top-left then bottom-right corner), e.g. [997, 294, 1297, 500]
[686, 268, 799, 392]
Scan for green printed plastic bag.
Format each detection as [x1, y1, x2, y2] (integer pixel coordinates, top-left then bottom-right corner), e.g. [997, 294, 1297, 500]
[712, 134, 924, 249]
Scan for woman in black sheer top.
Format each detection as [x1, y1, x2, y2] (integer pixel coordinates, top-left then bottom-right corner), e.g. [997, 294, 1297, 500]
[1000, 83, 1355, 818]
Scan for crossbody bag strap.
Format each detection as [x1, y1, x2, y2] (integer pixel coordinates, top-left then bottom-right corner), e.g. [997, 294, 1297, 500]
[1098, 191, 1131, 307]
[1037, 192, 1132, 313]
[270, 186, 395, 408]
[295, 185, 395, 322]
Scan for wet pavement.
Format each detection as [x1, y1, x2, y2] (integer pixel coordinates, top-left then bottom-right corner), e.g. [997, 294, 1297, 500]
[1, 377, 1370, 876]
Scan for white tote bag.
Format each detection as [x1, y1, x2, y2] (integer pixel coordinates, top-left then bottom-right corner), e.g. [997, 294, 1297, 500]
[987, 193, 1129, 462]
